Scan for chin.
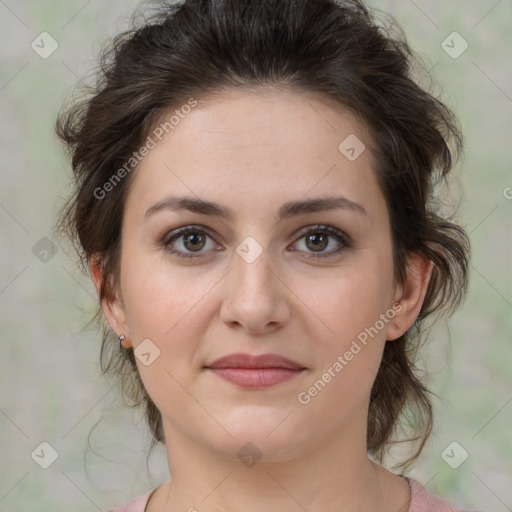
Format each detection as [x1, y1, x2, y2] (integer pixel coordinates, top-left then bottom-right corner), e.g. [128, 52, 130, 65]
[203, 406, 311, 462]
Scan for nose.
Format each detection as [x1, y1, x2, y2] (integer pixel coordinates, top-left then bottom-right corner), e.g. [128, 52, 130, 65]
[219, 242, 291, 335]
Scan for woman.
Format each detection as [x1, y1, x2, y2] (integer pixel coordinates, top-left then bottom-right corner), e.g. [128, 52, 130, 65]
[55, 0, 474, 510]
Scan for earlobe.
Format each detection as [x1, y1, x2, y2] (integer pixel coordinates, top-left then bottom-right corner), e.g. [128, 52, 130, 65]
[385, 255, 433, 341]
[89, 254, 131, 346]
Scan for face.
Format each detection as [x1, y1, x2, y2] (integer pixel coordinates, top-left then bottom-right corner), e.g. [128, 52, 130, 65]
[99, 87, 421, 462]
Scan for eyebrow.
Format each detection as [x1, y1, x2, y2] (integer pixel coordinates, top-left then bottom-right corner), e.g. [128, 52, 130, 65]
[144, 194, 367, 221]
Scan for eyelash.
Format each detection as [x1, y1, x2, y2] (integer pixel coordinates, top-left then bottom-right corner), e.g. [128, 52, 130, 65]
[159, 224, 351, 260]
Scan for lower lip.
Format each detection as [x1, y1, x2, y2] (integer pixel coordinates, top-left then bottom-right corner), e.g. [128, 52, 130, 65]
[207, 368, 304, 388]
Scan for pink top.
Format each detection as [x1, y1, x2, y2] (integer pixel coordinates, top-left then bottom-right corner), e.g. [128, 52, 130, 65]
[104, 477, 479, 511]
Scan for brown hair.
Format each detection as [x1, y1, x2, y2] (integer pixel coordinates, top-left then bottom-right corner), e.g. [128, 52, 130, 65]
[55, 0, 470, 469]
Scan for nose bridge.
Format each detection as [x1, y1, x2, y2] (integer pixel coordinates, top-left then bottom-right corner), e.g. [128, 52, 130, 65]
[232, 234, 275, 296]
[220, 233, 289, 331]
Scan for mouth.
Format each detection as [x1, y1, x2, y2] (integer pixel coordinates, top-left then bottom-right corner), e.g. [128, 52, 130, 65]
[204, 352, 307, 389]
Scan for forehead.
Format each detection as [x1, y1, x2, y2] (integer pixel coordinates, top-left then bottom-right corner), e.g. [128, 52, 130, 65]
[161, 86, 371, 156]
[125, 86, 384, 221]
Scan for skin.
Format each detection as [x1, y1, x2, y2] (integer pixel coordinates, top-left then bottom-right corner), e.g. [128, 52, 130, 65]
[91, 86, 432, 512]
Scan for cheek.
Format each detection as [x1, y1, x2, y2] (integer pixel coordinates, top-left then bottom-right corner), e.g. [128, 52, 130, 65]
[299, 255, 395, 344]
[121, 248, 201, 339]
[294, 278, 391, 426]
[119, 256, 209, 413]
[293, 252, 394, 395]
[119, 248, 228, 375]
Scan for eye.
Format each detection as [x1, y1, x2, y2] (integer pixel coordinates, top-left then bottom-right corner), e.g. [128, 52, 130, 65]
[160, 224, 351, 260]
[160, 225, 221, 259]
[290, 224, 351, 258]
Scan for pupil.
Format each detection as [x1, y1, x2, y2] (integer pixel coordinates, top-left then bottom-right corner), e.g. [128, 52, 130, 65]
[308, 233, 327, 251]
[185, 233, 204, 251]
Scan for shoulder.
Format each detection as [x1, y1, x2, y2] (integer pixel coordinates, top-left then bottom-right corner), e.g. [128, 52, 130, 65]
[407, 477, 485, 512]
[103, 489, 155, 512]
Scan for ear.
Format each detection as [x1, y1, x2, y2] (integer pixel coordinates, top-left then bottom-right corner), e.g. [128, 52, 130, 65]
[90, 254, 132, 348]
[385, 254, 433, 341]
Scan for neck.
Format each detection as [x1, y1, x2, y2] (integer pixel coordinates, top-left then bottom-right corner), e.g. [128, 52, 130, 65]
[149, 419, 411, 512]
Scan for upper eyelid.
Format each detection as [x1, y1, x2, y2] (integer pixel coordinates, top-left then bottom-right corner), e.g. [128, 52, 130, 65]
[163, 223, 350, 248]
[165, 223, 345, 237]
[295, 224, 350, 239]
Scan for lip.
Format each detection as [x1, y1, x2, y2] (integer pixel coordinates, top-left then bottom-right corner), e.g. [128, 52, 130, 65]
[205, 353, 306, 389]
[206, 353, 305, 370]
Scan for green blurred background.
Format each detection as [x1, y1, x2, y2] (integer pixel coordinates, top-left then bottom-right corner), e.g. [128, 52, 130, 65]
[1, 0, 511, 510]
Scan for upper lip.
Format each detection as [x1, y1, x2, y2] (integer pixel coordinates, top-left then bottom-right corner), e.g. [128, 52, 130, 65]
[205, 353, 305, 371]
